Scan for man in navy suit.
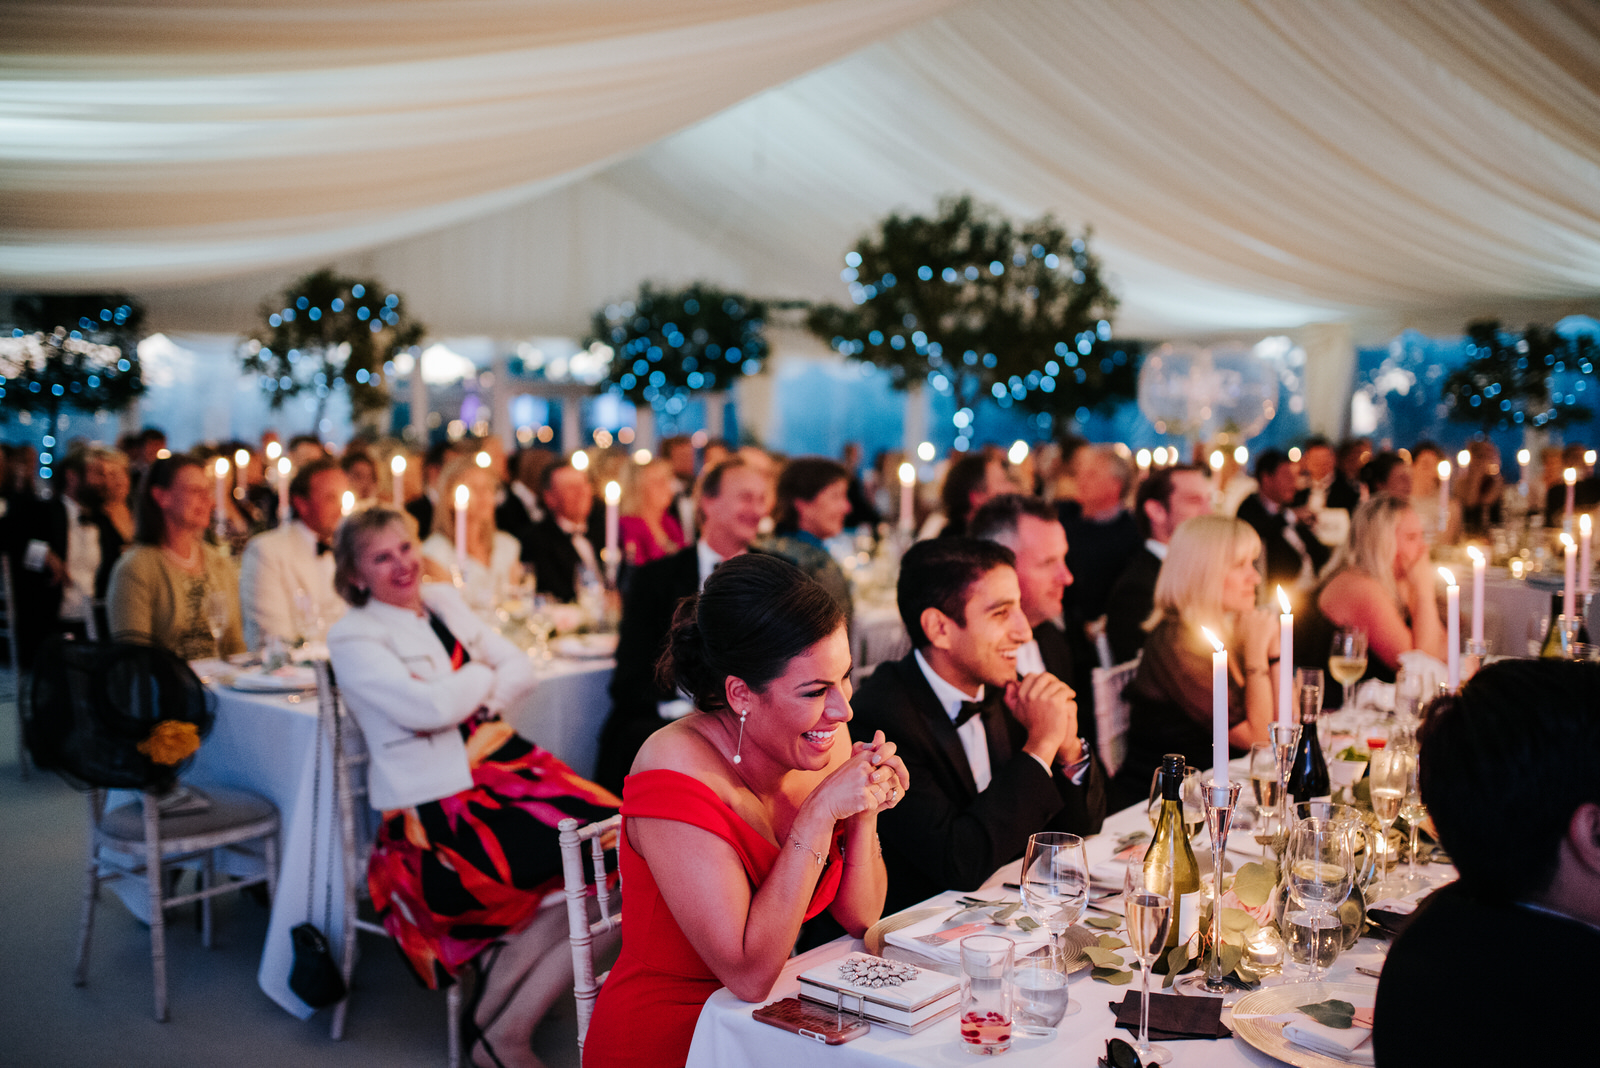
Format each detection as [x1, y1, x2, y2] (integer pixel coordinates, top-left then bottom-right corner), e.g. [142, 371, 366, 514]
[850, 537, 1105, 913]
[593, 456, 773, 793]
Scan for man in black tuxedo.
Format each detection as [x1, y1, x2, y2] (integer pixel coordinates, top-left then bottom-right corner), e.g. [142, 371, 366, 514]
[8, 450, 103, 663]
[850, 537, 1105, 914]
[593, 457, 773, 792]
[1105, 464, 1212, 663]
[1326, 437, 1370, 513]
[521, 459, 599, 603]
[1237, 449, 1330, 593]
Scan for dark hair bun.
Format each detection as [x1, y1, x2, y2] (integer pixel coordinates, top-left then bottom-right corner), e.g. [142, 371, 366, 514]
[655, 553, 844, 714]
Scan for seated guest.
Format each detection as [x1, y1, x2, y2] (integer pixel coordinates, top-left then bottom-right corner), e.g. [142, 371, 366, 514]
[1327, 437, 1370, 512]
[1105, 464, 1212, 664]
[108, 454, 244, 660]
[405, 440, 454, 540]
[421, 457, 523, 607]
[1359, 450, 1412, 500]
[1058, 444, 1141, 631]
[286, 433, 327, 466]
[617, 456, 685, 567]
[1297, 495, 1446, 703]
[851, 538, 1104, 914]
[922, 451, 1013, 539]
[1457, 438, 1504, 535]
[584, 554, 903, 1068]
[328, 508, 617, 1068]
[594, 457, 771, 793]
[1111, 516, 1276, 809]
[760, 456, 853, 627]
[519, 458, 598, 603]
[340, 449, 379, 504]
[495, 446, 552, 551]
[1237, 449, 1330, 593]
[86, 447, 135, 623]
[1374, 659, 1600, 1066]
[970, 493, 1099, 751]
[1406, 440, 1458, 542]
[1293, 438, 1337, 513]
[238, 457, 349, 649]
[840, 441, 881, 531]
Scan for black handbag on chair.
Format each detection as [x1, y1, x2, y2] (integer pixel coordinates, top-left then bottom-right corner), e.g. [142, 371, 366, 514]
[288, 675, 347, 1010]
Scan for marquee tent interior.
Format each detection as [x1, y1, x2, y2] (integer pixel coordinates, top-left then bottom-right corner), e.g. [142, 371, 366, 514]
[5, 0, 1599, 361]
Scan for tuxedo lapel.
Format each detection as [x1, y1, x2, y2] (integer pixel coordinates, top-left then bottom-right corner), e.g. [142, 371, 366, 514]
[980, 695, 1015, 771]
[898, 658, 979, 798]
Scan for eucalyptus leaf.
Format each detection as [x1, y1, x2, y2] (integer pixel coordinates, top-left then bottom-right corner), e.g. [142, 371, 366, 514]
[1082, 945, 1126, 969]
[1234, 961, 1261, 985]
[1014, 915, 1040, 932]
[1298, 999, 1356, 1029]
[1217, 943, 1244, 975]
[1085, 914, 1123, 930]
[1232, 862, 1278, 908]
[1096, 934, 1128, 951]
[1092, 966, 1135, 986]
[1220, 907, 1257, 935]
[992, 901, 1021, 923]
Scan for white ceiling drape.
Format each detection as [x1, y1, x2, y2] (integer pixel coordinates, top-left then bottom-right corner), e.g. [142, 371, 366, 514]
[3, 0, 1598, 340]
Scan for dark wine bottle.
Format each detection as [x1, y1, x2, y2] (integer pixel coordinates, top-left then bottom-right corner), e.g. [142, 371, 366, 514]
[1286, 698, 1330, 803]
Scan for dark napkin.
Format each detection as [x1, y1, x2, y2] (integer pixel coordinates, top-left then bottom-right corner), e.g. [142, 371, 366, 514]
[1364, 907, 1416, 941]
[1111, 991, 1232, 1040]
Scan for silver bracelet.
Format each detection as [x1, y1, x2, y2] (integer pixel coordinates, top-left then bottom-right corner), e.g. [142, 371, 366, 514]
[788, 833, 826, 866]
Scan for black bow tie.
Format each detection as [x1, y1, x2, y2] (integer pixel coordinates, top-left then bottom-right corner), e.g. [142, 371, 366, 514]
[954, 699, 986, 728]
[316, 542, 332, 556]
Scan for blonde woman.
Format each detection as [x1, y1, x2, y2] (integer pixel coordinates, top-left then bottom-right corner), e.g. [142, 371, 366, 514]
[1111, 515, 1277, 808]
[1300, 495, 1445, 701]
[422, 456, 522, 606]
[617, 457, 685, 566]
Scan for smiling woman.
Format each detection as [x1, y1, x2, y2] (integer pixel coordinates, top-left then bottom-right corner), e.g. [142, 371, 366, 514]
[584, 553, 909, 1068]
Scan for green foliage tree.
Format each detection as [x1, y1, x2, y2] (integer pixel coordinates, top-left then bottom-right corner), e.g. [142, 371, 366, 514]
[241, 268, 425, 428]
[1, 294, 147, 471]
[806, 195, 1137, 422]
[590, 282, 768, 417]
[1442, 320, 1598, 432]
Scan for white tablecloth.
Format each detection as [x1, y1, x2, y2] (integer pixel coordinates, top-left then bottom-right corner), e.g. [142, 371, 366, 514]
[111, 653, 615, 1019]
[686, 795, 1416, 1068]
[1479, 568, 1566, 657]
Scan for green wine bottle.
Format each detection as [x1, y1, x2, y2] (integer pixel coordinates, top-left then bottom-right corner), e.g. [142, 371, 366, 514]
[1143, 753, 1201, 952]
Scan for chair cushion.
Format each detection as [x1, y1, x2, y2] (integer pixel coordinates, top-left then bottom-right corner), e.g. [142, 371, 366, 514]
[100, 785, 278, 846]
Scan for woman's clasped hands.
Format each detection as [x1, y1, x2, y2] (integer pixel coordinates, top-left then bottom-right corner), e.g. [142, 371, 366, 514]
[809, 729, 910, 823]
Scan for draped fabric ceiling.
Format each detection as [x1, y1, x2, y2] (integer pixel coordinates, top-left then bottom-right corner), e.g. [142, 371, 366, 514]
[4, 0, 1599, 342]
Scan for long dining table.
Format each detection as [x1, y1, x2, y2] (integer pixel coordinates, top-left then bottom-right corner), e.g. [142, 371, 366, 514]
[108, 651, 616, 1018]
[685, 771, 1451, 1068]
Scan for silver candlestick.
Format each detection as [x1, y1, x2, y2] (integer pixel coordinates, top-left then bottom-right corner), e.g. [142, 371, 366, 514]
[1178, 778, 1243, 998]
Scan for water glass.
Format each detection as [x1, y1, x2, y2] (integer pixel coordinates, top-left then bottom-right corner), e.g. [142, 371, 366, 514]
[1018, 832, 1087, 1017]
[959, 934, 1014, 1056]
[1284, 818, 1353, 982]
[1007, 955, 1069, 1031]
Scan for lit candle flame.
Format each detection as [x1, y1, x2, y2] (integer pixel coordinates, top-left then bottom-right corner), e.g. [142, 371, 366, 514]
[1438, 566, 1456, 587]
[265, 441, 281, 462]
[454, 484, 470, 508]
[1438, 460, 1451, 479]
[214, 457, 229, 477]
[1276, 585, 1291, 614]
[604, 480, 620, 505]
[633, 449, 652, 464]
[898, 462, 915, 486]
[1517, 449, 1530, 465]
[1566, 467, 1577, 486]
[572, 451, 590, 472]
[1457, 449, 1471, 467]
[341, 491, 354, 516]
[391, 454, 406, 475]
[1584, 514, 1593, 536]
[1136, 448, 1151, 469]
[277, 457, 291, 477]
[1562, 532, 1575, 549]
[1199, 625, 1225, 653]
[1209, 450, 1224, 471]
[1467, 545, 1484, 563]
[475, 451, 490, 469]
[234, 448, 249, 468]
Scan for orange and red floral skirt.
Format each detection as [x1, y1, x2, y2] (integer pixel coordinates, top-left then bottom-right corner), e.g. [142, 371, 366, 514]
[366, 717, 619, 988]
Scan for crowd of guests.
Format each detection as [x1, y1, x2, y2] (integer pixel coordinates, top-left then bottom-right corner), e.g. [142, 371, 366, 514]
[8, 423, 1588, 1068]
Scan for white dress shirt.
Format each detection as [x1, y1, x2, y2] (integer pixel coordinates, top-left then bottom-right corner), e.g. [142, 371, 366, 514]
[59, 496, 100, 622]
[238, 519, 344, 649]
[696, 538, 739, 590]
[914, 648, 992, 792]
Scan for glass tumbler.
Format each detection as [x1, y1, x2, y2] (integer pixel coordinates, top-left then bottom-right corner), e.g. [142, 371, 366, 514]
[959, 934, 1014, 1055]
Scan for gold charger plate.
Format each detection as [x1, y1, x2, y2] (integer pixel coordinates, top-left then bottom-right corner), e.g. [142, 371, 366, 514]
[1230, 981, 1376, 1068]
[864, 906, 1095, 974]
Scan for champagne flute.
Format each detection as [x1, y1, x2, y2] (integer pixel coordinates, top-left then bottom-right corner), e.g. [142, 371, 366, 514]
[1018, 832, 1088, 1018]
[1122, 864, 1173, 1065]
[1328, 628, 1368, 706]
[1285, 817, 1353, 984]
[1248, 743, 1281, 857]
[204, 589, 231, 663]
[1398, 744, 1429, 890]
[1367, 745, 1410, 897]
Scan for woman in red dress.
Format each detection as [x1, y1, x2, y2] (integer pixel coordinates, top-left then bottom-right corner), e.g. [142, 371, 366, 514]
[616, 457, 685, 566]
[583, 554, 909, 1068]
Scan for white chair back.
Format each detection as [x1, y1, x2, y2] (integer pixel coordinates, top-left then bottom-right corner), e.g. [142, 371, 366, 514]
[558, 813, 621, 1056]
[1091, 654, 1141, 778]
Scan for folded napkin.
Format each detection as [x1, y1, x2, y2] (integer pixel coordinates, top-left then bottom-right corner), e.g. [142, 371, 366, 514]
[1111, 991, 1231, 1041]
[881, 905, 1054, 965]
[1282, 1011, 1374, 1064]
[1363, 907, 1417, 941]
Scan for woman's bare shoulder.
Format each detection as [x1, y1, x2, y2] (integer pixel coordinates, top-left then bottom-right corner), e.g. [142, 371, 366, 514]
[1319, 570, 1387, 616]
[633, 717, 732, 782]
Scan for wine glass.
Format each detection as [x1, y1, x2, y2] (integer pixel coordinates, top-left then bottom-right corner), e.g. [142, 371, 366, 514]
[1328, 629, 1367, 707]
[1397, 744, 1430, 891]
[203, 589, 231, 663]
[1121, 864, 1173, 1065]
[1285, 817, 1354, 984]
[1367, 745, 1411, 897]
[1248, 743, 1281, 857]
[1146, 764, 1204, 839]
[1018, 832, 1088, 1018]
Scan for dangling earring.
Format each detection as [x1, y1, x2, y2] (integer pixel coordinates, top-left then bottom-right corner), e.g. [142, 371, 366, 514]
[732, 708, 748, 764]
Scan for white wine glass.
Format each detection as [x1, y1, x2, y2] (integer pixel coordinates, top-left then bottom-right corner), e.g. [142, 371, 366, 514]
[1122, 864, 1173, 1065]
[1019, 832, 1088, 1018]
[1397, 743, 1429, 891]
[1367, 745, 1411, 897]
[1285, 818, 1353, 983]
[1248, 743, 1281, 857]
[203, 589, 231, 662]
[1328, 629, 1368, 706]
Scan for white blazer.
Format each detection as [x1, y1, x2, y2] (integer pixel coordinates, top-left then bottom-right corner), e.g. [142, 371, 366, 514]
[326, 582, 537, 811]
[239, 521, 345, 650]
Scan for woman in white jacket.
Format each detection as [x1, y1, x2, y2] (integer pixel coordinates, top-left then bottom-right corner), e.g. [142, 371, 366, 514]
[328, 507, 618, 1068]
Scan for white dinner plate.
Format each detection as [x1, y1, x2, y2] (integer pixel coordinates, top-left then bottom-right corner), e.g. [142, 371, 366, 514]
[1230, 981, 1375, 1067]
[229, 667, 318, 692]
[551, 634, 619, 659]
